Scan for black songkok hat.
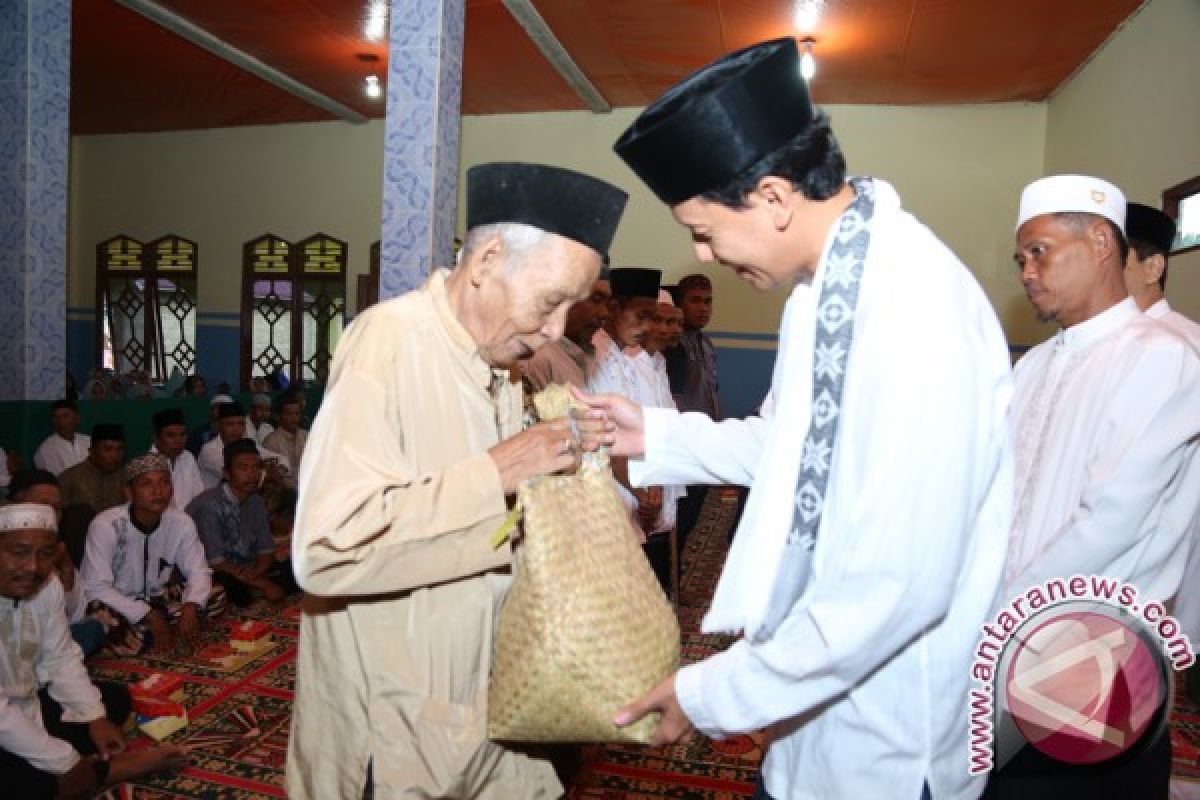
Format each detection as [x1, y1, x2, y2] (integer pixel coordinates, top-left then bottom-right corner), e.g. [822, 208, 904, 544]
[216, 402, 245, 420]
[614, 37, 815, 206]
[609, 268, 662, 300]
[152, 407, 186, 432]
[223, 438, 259, 463]
[91, 423, 125, 443]
[466, 163, 629, 257]
[1125, 203, 1177, 255]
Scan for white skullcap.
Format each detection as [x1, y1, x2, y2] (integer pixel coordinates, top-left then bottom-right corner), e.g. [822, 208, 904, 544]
[1017, 175, 1125, 233]
[0, 503, 58, 534]
[657, 289, 675, 307]
[210, 393, 234, 406]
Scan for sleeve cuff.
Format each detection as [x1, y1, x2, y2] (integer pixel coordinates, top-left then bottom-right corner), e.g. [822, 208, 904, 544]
[675, 661, 725, 739]
[628, 407, 672, 488]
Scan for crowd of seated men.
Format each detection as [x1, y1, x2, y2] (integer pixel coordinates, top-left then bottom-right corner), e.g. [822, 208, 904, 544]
[0, 375, 306, 798]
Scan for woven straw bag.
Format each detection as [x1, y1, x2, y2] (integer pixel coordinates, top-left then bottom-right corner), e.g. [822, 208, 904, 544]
[488, 389, 681, 743]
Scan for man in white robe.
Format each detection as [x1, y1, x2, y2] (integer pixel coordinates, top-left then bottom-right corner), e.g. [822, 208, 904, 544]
[198, 402, 290, 490]
[150, 408, 205, 512]
[1123, 203, 1200, 644]
[580, 38, 1013, 800]
[287, 163, 628, 799]
[32, 400, 90, 477]
[0, 503, 187, 798]
[989, 176, 1200, 797]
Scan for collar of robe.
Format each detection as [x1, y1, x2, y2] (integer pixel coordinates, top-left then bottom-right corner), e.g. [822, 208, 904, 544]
[1057, 296, 1139, 352]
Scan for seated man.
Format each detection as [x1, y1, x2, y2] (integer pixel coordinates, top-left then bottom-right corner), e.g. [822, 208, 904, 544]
[80, 453, 220, 655]
[198, 402, 290, 490]
[0, 503, 187, 800]
[58, 423, 126, 515]
[32, 399, 90, 476]
[187, 439, 296, 606]
[150, 408, 205, 511]
[262, 396, 307, 483]
[6, 469, 106, 657]
[247, 394, 275, 446]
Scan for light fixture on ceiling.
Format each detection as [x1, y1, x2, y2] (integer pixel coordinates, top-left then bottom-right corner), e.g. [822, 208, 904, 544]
[364, 74, 382, 99]
[364, 1, 388, 41]
[800, 37, 816, 82]
[793, 0, 824, 33]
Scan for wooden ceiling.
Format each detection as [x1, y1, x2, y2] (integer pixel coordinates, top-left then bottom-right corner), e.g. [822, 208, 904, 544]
[71, 0, 1146, 134]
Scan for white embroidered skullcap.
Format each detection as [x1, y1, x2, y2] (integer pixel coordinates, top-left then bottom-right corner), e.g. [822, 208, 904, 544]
[657, 289, 675, 306]
[0, 503, 58, 533]
[210, 393, 234, 406]
[1017, 175, 1125, 232]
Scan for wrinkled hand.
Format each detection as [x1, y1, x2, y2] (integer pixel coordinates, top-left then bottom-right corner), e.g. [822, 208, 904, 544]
[569, 388, 645, 458]
[614, 672, 694, 747]
[488, 419, 580, 494]
[88, 717, 126, 757]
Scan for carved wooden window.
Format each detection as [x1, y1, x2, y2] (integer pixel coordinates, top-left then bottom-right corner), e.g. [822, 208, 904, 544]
[1164, 175, 1200, 255]
[96, 234, 198, 380]
[241, 233, 347, 388]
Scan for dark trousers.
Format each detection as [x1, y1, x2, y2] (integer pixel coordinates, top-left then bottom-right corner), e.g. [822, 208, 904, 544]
[982, 724, 1171, 800]
[213, 558, 298, 606]
[676, 485, 709, 558]
[0, 682, 132, 800]
[642, 532, 673, 599]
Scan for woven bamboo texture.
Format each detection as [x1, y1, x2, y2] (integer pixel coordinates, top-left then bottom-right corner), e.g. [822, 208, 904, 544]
[488, 390, 680, 743]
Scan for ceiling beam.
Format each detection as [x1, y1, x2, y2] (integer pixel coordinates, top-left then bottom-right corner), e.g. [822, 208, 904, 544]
[114, 0, 368, 124]
[501, 0, 611, 113]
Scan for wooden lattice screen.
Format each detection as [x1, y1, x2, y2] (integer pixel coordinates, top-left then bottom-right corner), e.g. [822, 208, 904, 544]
[241, 232, 347, 388]
[95, 234, 198, 381]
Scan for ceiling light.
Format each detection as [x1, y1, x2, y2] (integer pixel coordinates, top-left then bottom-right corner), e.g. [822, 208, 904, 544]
[364, 1, 388, 41]
[364, 74, 382, 99]
[800, 38, 816, 82]
[794, 0, 824, 33]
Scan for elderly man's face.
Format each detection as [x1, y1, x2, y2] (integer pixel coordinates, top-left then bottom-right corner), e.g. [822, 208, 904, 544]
[0, 527, 58, 601]
[652, 304, 684, 352]
[1014, 215, 1107, 327]
[476, 236, 601, 367]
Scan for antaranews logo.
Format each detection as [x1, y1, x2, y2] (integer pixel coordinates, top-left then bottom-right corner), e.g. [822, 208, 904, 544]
[967, 575, 1193, 774]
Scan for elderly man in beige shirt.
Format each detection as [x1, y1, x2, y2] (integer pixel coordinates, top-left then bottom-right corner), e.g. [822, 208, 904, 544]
[287, 162, 628, 799]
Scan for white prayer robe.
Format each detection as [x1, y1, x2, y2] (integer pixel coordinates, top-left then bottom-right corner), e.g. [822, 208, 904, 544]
[1, 576, 105, 774]
[80, 505, 213, 624]
[32, 433, 90, 477]
[1005, 298, 1200, 605]
[151, 446, 206, 512]
[630, 180, 1013, 800]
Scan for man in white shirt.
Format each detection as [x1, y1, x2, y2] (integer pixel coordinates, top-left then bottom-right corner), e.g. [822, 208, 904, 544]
[199, 402, 290, 490]
[0, 503, 187, 799]
[151, 408, 205, 511]
[247, 394, 275, 446]
[581, 38, 1013, 800]
[262, 396, 308, 481]
[32, 400, 90, 477]
[991, 176, 1200, 796]
[80, 453, 219, 655]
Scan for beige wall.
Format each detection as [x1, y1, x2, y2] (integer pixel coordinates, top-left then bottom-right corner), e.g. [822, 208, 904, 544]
[69, 103, 1047, 343]
[1045, 0, 1200, 324]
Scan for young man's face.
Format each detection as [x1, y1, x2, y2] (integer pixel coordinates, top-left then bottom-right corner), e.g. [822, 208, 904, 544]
[250, 404, 271, 426]
[91, 440, 126, 473]
[279, 403, 303, 433]
[217, 416, 247, 444]
[562, 280, 613, 349]
[51, 407, 79, 438]
[154, 423, 188, 459]
[679, 287, 713, 330]
[0, 528, 58, 600]
[128, 470, 173, 517]
[225, 453, 264, 495]
[610, 297, 657, 349]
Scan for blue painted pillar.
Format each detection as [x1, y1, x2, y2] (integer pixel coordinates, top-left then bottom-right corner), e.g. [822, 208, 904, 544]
[378, 0, 465, 299]
[0, 0, 70, 401]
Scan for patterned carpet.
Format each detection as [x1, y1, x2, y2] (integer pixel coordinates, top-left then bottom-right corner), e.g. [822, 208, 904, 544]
[84, 488, 1200, 797]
